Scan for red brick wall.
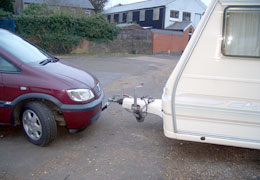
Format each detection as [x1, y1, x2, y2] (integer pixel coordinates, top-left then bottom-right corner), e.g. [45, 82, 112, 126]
[152, 27, 193, 54]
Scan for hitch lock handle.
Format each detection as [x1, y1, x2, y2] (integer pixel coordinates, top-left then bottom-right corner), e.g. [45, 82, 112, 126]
[107, 83, 154, 123]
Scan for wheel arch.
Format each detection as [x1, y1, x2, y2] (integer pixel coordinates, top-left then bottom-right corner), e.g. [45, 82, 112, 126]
[10, 93, 64, 126]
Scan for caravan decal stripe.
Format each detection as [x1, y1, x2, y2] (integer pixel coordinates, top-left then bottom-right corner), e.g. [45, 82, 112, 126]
[176, 114, 260, 126]
[182, 74, 260, 84]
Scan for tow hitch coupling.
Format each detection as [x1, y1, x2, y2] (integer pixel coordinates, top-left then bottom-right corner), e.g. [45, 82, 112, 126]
[104, 84, 158, 123]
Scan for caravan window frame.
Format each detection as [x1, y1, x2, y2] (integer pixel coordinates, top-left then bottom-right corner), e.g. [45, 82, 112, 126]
[221, 6, 260, 58]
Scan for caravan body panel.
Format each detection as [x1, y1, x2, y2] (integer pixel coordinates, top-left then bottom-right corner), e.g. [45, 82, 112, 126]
[162, 0, 260, 149]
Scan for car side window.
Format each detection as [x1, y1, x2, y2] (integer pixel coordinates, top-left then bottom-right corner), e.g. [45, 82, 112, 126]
[0, 56, 20, 73]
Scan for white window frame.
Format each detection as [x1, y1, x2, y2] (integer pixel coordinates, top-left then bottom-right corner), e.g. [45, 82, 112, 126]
[85, 10, 91, 16]
[140, 10, 145, 21]
[70, 8, 76, 15]
[123, 13, 127, 23]
[111, 14, 114, 23]
[170, 10, 179, 19]
[183, 12, 191, 21]
[127, 11, 133, 22]
[153, 8, 160, 21]
[119, 13, 123, 23]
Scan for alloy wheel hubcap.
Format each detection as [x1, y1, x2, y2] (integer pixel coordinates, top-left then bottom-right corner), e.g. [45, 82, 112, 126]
[22, 110, 42, 141]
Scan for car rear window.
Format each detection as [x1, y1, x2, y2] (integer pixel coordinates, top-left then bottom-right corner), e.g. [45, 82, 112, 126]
[0, 29, 50, 64]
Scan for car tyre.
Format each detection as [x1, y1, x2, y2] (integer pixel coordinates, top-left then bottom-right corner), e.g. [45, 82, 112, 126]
[21, 102, 57, 146]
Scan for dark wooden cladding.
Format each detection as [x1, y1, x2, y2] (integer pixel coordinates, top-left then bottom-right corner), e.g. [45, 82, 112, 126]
[107, 7, 165, 29]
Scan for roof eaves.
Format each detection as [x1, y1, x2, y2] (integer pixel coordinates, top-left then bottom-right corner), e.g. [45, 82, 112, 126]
[103, 0, 169, 14]
[151, 29, 184, 35]
[24, 0, 95, 9]
[165, 0, 177, 6]
[195, 0, 207, 10]
[104, 5, 166, 14]
[183, 22, 194, 31]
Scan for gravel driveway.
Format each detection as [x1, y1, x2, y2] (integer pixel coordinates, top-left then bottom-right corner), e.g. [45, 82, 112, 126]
[0, 55, 259, 180]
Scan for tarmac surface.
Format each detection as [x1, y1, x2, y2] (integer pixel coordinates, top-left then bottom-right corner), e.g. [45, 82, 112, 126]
[0, 55, 260, 180]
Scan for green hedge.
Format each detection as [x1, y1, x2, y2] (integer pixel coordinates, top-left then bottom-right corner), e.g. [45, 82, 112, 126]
[0, 8, 13, 18]
[15, 11, 120, 54]
[19, 3, 53, 16]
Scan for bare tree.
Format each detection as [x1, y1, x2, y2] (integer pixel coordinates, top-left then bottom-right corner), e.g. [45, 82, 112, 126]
[89, 0, 108, 13]
[0, 0, 14, 13]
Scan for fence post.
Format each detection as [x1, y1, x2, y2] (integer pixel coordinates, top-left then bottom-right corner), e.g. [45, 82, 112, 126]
[0, 19, 16, 32]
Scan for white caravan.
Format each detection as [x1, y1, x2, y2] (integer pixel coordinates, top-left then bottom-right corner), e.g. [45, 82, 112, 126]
[107, 0, 260, 150]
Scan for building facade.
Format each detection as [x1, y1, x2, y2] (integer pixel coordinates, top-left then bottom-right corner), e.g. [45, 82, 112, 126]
[13, 0, 95, 16]
[103, 0, 206, 29]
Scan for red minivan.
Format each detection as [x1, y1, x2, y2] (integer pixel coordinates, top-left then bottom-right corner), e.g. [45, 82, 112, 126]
[0, 29, 104, 146]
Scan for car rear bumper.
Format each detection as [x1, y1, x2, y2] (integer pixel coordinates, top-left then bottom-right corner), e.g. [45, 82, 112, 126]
[62, 91, 104, 130]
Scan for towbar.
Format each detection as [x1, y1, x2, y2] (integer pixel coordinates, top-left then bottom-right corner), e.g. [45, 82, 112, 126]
[107, 84, 162, 123]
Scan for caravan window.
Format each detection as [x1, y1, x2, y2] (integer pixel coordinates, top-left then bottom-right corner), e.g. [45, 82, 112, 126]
[222, 7, 260, 58]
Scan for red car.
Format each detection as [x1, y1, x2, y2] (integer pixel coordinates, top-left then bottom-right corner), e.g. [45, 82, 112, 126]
[0, 29, 104, 146]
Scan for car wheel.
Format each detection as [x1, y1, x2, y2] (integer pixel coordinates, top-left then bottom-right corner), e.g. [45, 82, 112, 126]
[21, 102, 57, 146]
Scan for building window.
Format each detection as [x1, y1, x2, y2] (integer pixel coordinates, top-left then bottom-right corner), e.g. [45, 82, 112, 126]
[127, 11, 133, 22]
[189, 27, 193, 33]
[85, 10, 91, 16]
[140, 10, 145, 21]
[123, 13, 127, 23]
[70, 8, 76, 15]
[114, 14, 119, 23]
[133, 11, 139, 22]
[111, 14, 114, 23]
[107, 15, 111, 22]
[189, 27, 193, 41]
[222, 7, 260, 57]
[153, 8, 160, 20]
[183, 12, 191, 21]
[195, 13, 202, 19]
[119, 13, 123, 23]
[170, 10, 179, 18]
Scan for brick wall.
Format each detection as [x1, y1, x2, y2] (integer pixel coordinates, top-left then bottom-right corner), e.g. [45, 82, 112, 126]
[152, 27, 193, 54]
[88, 39, 152, 54]
[73, 27, 193, 55]
[73, 29, 153, 54]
